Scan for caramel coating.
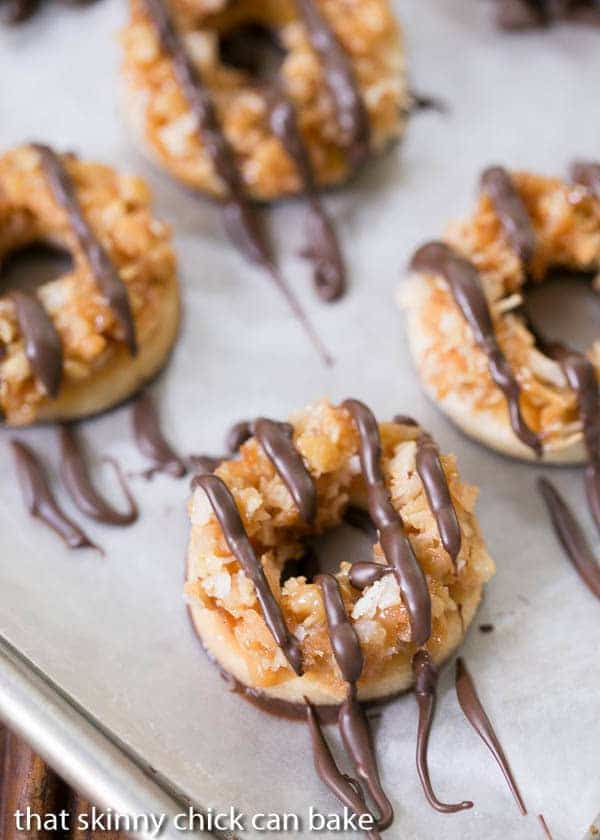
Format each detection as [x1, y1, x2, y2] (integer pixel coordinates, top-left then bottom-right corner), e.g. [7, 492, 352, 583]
[186, 400, 494, 692]
[121, 0, 408, 201]
[0, 145, 177, 425]
[404, 171, 600, 457]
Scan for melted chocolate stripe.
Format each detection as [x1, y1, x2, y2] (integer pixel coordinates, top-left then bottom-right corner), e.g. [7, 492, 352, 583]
[132, 392, 187, 478]
[538, 477, 600, 600]
[194, 473, 303, 674]
[411, 242, 541, 457]
[268, 93, 345, 302]
[543, 342, 600, 530]
[11, 290, 63, 398]
[349, 561, 391, 590]
[32, 144, 136, 355]
[253, 418, 317, 524]
[295, 0, 370, 167]
[412, 650, 473, 813]
[59, 425, 138, 525]
[141, 0, 332, 365]
[305, 699, 381, 840]
[11, 440, 97, 551]
[226, 420, 252, 454]
[415, 433, 462, 565]
[316, 573, 363, 684]
[480, 167, 535, 264]
[338, 690, 394, 830]
[343, 398, 431, 646]
[571, 160, 600, 199]
[455, 658, 527, 816]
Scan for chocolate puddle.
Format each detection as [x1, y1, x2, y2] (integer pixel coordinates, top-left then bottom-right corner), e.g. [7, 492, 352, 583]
[455, 658, 527, 815]
[59, 424, 138, 525]
[412, 650, 473, 813]
[32, 144, 136, 355]
[538, 477, 600, 600]
[140, 0, 332, 365]
[193, 473, 303, 674]
[132, 392, 187, 479]
[11, 440, 98, 551]
[411, 242, 541, 457]
[343, 398, 431, 646]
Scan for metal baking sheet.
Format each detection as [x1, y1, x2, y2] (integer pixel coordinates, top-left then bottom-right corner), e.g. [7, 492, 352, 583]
[0, 1, 599, 838]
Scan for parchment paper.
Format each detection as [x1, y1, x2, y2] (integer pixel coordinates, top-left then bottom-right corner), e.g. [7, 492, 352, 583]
[0, 1, 599, 838]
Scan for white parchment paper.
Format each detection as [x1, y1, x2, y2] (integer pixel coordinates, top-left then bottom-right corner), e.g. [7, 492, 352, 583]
[0, 1, 599, 838]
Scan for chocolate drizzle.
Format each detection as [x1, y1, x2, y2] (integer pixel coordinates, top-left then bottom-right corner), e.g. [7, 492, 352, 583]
[32, 144, 136, 355]
[314, 573, 393, 830]
[412, 650, 473, 813]
[295, 0, 370, 168]
[11, 290, 63, 398]
[415, 432, 462, 565]
[543, 341, 600, 529]
[193, 473, 303, 674]
[571, 160, 600, 200]
[411, 242, 541, 457]
[305, 700, 380, 840]
[253, 418, 317, 523]
[349, 561, 391, 590]
[316, 573, 363, 684]
[141, 0, 331, 365]
[225, 420, 252, 454]
[132, 392, 187, 478]
[538, 477, 600, 600]
[343, 398, 431, 646]
[59, 424, 138, 525]
[455, 658, 527, 815]
[481, 167, 535, 265]
[497, 0, 600, 29]
[11, 440, 97, 551]
[268, 93, 345, 301]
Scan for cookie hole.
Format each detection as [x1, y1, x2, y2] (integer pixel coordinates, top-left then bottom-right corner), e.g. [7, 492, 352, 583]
[524, 270, 600, 354]
[218, 22, 285, 81]
[280, 517, 377, 589]
[0, 242, 74, 296]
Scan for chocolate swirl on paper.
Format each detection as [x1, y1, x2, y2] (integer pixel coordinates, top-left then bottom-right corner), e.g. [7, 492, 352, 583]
[140, 0, 331, 365]
[193, 473, 303, 674]
[132, 392, 187, 479]
[11, 290, 63, 398]
[571, 160, 600, 200]
[415, 432, 462, 566]
[542, 342, 600, 529]
[455, 658, 527, 815]
[481, 167, 535, 265]
[268, 93, 345, 301]
[538, 477, 600, 600]
[32, 144, 136, 355]
[343, 398, 431, 646]
[59, 424, 138, 525]
[295, 0, 370, 168]
[412, 650, 473, 813]
[305, 700, 381, 840]
[253, 418, 317, 524]
[11, 440, 97, 551]
[411, 242, 541, 457]
[315, 573, 393, 830]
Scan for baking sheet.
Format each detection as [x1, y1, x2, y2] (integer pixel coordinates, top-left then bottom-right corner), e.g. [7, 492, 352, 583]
[1, 1, 599, 838]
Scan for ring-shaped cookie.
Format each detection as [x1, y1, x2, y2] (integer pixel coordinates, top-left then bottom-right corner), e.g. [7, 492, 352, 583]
[185, 399, 494, 713]
[0, 144, 179, 426]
